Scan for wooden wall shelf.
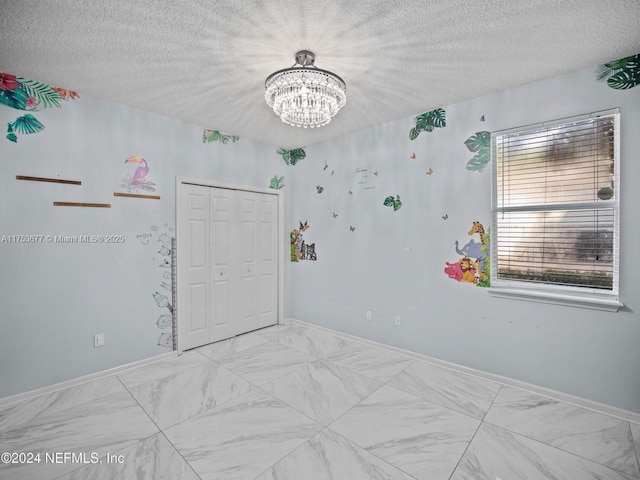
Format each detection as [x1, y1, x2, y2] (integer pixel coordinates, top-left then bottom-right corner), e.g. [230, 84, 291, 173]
[53, 202, 111, 208]
[114, 192, 161, 200]
[17, 175, 81, 185]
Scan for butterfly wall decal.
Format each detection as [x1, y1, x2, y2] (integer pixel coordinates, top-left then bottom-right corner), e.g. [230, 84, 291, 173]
[349, 226, 355, 232]
[442, 214, 448, 220]
[316, 185, 324, 193]
[373, 171, 379, 176]
[324, 160, 328, 170]
[410, 153, 416, 159]
[332, 212, 338, 218]
[426, 168, 433, 175]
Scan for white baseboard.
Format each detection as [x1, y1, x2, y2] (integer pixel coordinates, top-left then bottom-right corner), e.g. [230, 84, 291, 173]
[0, 351, 177, 408]
[4, 321, 638, 425]
[289, 318, 640, 425]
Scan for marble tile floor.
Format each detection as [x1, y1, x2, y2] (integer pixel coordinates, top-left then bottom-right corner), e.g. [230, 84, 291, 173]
[1, 322, 639, 480]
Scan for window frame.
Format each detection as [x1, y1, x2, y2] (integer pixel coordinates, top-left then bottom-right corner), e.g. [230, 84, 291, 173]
[489, 109, 622, 312]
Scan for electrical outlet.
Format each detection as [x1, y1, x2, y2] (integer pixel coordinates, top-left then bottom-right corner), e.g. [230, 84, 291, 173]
[394, 315, 401, 326]
[94, 333, 105, 348]
[366, 310, 372, 321]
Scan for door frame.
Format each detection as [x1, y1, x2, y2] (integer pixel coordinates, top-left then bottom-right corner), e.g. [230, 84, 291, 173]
[175, 176, 284, 354]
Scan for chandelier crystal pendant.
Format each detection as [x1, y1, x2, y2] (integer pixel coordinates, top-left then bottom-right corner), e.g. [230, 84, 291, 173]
[265, 50, 346, 128]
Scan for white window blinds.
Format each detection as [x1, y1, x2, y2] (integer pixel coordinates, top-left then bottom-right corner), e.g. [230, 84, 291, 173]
[492, 111, 619, 294]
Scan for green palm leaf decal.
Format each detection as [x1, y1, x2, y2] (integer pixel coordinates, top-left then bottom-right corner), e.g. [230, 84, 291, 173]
[5, 114, 45, 142]
[277, 147, 306, 166]
[466, 155, 488, 172]
[464, 131, 490, 152]
[595, 65, 614, 82]
[596, 54, 639, 89]
[608, 69, 640, 89]
[202, 129, 239, 144]
[269, 175, 285, 189]
[277, 148, 291, 165]
[428, 108, 446, 128]
[11, 114, 45, 134]
[415, 113, 429, 132]
[288, 148, 306, 165]
[464, 131, 491, 172]
[6, 124, 17, 142]
[383, 195, 402, 211]
[18, 78, 62, 108]
[595, 56, 633, 81]
[409, 108, 446, 140]
[0, 86, 31, 110]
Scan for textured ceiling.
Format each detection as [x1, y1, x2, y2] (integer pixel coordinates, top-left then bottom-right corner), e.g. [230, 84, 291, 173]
[1, 0, 639, 148]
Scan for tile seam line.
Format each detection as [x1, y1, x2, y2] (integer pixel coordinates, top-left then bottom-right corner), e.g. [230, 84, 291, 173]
[448, 384, 503, 479]
[289, 318, 640, 423]
[481, 417, 640, 478]
[328, 428, 420, 480]
[115, 375, 205, 480]
[249, 427, 330, 480]
[121, 360, 255, 431]
[630, 423, 640, 479]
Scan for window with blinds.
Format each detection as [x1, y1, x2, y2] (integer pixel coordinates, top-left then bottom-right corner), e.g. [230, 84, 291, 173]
[491, 110, 619, 297]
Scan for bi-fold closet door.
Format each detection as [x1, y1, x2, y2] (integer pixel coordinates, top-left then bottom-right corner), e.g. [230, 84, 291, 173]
[179, 183, 278, 351]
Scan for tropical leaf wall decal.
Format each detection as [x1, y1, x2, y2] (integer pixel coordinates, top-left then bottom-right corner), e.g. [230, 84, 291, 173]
[12, 114, 45, 134]
[595, 54, 640, 90]
[0, 73, 66, 111]
[464, 131, 491, 172]
[269, 175, 285, 189]
[5, 126, 17, 143]
[0, 72, 79, 142]
[277, 147, 306, 166]
[409, 108, 446, 140]
[52, 88, 80, 100]
[202, 129, 239, 144]
[0, 81, 33, 111]
[18, 79, 62, 109]
[383, 194, 402, 211]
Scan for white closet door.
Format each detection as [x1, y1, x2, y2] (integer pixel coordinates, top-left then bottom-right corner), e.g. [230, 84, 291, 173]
[179, 184, 211, 350]
[209, 187, 238, 343]
[235, 191, 277, 334]
[178, 182, 279, 350]
[257, 193, 278, 329]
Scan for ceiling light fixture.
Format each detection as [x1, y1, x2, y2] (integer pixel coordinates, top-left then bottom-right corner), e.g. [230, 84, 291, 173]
[265, 50, 346, 129]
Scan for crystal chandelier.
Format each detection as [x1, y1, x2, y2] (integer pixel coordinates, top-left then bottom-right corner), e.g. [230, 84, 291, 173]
[265, 50, 346, 128]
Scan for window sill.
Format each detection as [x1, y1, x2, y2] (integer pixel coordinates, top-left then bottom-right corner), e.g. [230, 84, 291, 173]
[488, 287, 623, 312]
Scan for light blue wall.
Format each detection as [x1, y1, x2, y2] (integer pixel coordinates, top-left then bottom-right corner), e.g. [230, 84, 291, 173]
[0, 93, 292, 398]
[2, 62, 639, 413]
[289, 65, 640, 413]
